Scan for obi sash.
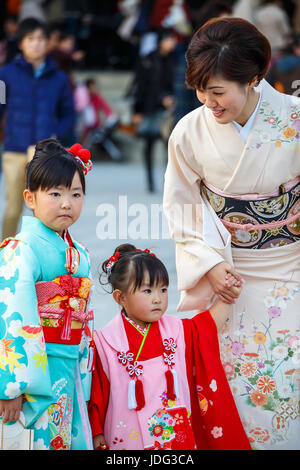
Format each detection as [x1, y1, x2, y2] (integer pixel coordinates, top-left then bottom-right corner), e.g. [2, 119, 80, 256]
[201, 176, 300, 249]
[36, 275, 93, 344]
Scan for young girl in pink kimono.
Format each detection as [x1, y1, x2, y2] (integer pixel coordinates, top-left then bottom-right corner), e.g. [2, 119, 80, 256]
[88, 244, 251, 450]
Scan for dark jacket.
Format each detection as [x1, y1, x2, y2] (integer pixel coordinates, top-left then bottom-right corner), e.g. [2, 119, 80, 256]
[131, 49, 175, 115]
[0, 54, 75, 153]
[267, 55, 300, 96]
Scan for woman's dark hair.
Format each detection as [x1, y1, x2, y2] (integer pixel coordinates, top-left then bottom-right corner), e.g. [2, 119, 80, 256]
[26, 138, 86, 193]
[100, 244, 169, 293]
[185, 17, 271, 90]
[17, 17, 49, 44]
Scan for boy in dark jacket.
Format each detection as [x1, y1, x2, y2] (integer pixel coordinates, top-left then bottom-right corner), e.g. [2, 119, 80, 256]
[0, 18, 75, 240]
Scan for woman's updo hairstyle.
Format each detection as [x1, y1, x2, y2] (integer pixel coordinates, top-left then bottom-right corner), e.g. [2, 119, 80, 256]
[100, 244, 169, 293]
[185, 17, 271, 90]
[26, 138, 86, 193]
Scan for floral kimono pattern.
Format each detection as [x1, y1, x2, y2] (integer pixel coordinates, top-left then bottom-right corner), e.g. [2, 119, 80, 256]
[0, 216, 93, 450]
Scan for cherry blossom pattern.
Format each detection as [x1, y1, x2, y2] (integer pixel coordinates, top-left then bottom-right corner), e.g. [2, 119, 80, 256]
[211, 426, 223, 439]
[127, 361, 143, 378]
[162, 338, 177, 368]
[117, 350, 134, 366]
[163, 338, 177, 353]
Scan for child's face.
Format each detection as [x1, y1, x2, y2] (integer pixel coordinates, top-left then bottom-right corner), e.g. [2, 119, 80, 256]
[115, 272, 168, 329]
[24, 172, 83, 236]
[59, 37, 74, 53]
[19, 28, 48, 62]
[88, 83, 97, 94]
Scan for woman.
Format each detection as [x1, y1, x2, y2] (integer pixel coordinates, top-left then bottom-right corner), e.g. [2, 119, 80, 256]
[163, 17, 300, 450]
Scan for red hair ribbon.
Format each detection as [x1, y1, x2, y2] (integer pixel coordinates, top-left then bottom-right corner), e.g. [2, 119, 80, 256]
[136, 248, 156, 257]
[106, 251, 120, 271]
[69, 143, 93, 175]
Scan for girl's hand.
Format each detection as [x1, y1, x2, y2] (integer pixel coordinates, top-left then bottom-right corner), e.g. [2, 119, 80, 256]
[93, 433, 109, 450]
[206, 262, 244, 304]
[0, 396, 23, 423]
[225, 273, 243, 288]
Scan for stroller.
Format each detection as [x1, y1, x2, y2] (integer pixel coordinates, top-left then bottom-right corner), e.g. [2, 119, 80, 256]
[83, 115, 123, 162]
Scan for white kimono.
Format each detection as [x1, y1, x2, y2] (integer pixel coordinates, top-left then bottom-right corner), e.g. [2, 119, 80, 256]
[163, 80, 300, 449]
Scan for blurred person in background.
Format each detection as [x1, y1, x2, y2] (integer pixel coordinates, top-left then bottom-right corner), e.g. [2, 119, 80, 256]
[231, 0, 260, 23]
[49, 31, 85, 88]
[267, 34, 300, 95]
[254, 0, 291, 58]
[47, 25, 61, 53]
[0, 17, 75, 240]
[74, 78, 117, 144]
[294, 0, 300, 33]
[3, 15, 19, 64]
[130, 28, 177, 192]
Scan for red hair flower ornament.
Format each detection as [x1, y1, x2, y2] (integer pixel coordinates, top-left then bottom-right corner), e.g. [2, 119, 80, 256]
[69, 143, 93, 175]
[106, 251, 120, 272]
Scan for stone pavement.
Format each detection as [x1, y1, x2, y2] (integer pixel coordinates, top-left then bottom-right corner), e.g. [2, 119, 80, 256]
[0, 160, 193, 330]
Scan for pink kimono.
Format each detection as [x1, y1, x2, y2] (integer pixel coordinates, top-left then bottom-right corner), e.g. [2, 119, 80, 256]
[89, 311, 251, 450]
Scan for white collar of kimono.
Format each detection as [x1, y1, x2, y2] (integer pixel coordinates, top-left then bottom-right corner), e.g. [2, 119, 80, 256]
[232, 90, 262, 143]
[56, 230, 72, 246]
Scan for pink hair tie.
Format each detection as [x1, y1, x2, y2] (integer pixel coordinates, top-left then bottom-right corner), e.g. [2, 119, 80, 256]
[69, 143, 93, 175]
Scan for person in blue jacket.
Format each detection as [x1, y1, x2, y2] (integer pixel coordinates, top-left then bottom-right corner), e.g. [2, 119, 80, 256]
[0, 17, 75, 241]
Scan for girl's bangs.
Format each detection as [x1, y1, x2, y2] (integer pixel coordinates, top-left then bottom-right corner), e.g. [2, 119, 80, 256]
[28, 154, 85, 193]
[131, 257, 169, 292]
[39, 158, 77, 190]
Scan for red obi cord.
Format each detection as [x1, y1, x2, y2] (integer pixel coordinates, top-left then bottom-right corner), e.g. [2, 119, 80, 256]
[42, 325, 83, 345]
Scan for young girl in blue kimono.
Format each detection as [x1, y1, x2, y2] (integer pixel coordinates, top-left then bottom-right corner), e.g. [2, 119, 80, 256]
[0, 138, 94, 450]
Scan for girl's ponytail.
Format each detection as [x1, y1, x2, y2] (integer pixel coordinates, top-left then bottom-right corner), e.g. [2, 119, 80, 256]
[102, 244, 136, 274]
[100, 244, 169, 294]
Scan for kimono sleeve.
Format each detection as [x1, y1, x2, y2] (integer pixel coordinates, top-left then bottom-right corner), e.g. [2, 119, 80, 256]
[78, 251, 93, 402]
[163, 128, 225, 293]
[88, 336, 110, 437]
[182, 311, 251, 450]
[0, 239, 53, 426]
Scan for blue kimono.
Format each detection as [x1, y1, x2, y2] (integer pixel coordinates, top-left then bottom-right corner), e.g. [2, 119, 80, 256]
[0, 216, 94, 450]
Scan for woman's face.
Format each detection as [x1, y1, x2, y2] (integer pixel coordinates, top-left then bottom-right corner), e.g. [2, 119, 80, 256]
[196, 75, 256, 125]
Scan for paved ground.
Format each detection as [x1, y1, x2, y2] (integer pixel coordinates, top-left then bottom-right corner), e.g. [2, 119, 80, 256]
[0, 160, 188, 329]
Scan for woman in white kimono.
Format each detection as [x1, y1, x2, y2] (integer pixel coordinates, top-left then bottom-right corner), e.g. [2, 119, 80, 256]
[163, 17, 300, 450]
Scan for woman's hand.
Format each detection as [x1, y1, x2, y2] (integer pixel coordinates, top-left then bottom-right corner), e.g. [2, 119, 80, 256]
[93, 433, 109, 450]
[206, 262, 244, 304]
[0, 396, 23, 423]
